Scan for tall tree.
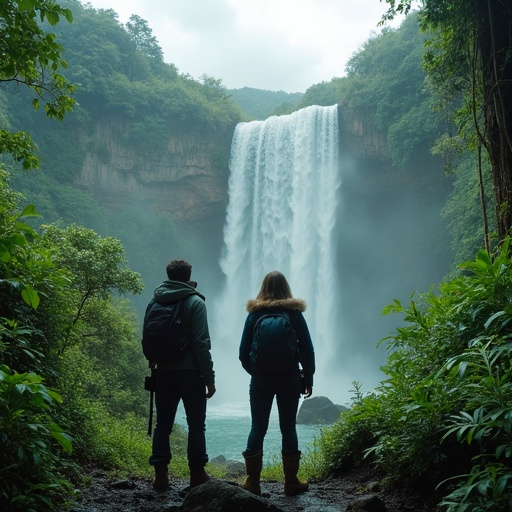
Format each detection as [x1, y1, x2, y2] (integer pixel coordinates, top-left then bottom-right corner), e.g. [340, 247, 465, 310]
[383, 1, 512, 241]
[124, 14, 164, 61]
[40, 224, 143, 356]
[0, 0, 76, 168]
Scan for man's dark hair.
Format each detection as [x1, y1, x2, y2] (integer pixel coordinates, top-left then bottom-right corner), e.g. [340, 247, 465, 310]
[166, 259, 192, 282]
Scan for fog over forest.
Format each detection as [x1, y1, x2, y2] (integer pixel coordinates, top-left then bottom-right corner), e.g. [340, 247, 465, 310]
[180, 107, 451, 407]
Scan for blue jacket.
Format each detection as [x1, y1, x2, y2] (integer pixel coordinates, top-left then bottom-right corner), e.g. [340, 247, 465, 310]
[239, 297, 315, 387]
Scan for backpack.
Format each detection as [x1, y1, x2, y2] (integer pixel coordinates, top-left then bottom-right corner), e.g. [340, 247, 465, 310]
[141, 298, 190, 363]
[250, 312, 299, 372]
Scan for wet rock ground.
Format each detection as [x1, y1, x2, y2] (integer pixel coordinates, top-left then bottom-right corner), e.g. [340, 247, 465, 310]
[67, 465, 439, 512]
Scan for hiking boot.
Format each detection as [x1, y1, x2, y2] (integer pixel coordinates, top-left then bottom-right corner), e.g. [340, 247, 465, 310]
[153, 464, 169, 492]
[242, 450, 263, 495]
[189, 468, 209, 488]
[282, 451, 309, 496]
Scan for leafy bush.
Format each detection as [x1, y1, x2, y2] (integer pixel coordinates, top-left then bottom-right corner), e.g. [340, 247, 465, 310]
[0, 365, 74, 512]
[438, 340, 512, 511]
[317, 383, 383, 477]
[316, 240, 512, 510]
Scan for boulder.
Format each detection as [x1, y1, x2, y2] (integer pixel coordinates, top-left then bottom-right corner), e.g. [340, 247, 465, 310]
[209, 455, 246, 478]
[210, 455, 227, 464]
[296, 396, 345, 425]
[180, 479, 284, 511]
[225, 460, 245, 478]
[346, 494, 388, 511]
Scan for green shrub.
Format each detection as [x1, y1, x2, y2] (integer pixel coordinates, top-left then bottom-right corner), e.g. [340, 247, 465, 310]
[315, 239, 512, 511]
[438, 340, 512, 511]
[317, 383, 383, 477]
[0, 365, 74, 512]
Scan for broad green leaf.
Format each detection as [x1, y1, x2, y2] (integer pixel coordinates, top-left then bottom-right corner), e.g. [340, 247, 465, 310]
[17, 0, 37, 12]
[45, 11, 60, 26]
[19, 204, 41, 218]
[0, 242, 11, 262]
[21, 284, 40, 309]
[49, 423, 73, 454]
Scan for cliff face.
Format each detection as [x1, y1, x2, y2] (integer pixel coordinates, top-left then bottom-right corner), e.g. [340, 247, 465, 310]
[74, 107, 449, 258]
[75, 108, 388, 225]
[339, 109, 388, 158]
[75, 118, 234, 232]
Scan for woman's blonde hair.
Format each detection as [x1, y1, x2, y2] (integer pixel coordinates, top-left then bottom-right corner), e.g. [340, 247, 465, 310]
[256, 271, 293, 301]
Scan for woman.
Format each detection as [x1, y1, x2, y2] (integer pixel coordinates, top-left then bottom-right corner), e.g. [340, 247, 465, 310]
[239, 271, 315, 496]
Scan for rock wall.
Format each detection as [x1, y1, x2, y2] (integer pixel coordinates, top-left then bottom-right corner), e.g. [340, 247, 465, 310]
[339, 109, 388, 158]
[74, 108, 388, 228]
[73, 107, 450, 265]
[75, 117, 235, 233]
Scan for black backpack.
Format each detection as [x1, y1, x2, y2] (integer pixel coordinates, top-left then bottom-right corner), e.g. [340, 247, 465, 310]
[250, 312, 299, 372]
[141, 298, 190, 363]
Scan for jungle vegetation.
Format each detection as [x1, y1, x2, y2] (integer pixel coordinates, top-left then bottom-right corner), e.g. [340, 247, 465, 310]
[315, 3, 512, 512]
[228, 87, 303, 120]
[0, 1, 511, 511]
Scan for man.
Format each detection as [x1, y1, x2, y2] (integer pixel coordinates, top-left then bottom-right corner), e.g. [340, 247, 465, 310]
[148, 259, 216, 492]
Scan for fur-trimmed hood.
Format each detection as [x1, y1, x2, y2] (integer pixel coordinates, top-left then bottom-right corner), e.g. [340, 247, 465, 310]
[246, 297, 307, 313]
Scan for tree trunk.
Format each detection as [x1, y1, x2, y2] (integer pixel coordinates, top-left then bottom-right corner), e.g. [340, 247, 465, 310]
[477, 0, 512, 240]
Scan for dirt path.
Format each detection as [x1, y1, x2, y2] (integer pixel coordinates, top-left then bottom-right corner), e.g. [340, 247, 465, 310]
[67, 466, 438, 512]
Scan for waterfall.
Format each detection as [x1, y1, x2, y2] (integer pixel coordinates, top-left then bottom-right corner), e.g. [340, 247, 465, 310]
[213, 104, 341, 400]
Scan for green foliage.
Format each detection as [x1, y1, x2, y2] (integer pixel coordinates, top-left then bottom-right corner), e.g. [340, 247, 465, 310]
[342, 15, 449, 168]
[38, 224, 143, 354]
[0, 0, 76, 168]
[0, 365, 74, 512]
[124, 14, 163, 61]
[0, 169, 69, 374]
[382, 0, 512, 240]
[437, 338, 512, 511]
[299, 437, 326, 479]
[0, 131, 40, 170]
[316, 240, 512, 510]
[442, 152, 496, 264]
[73, 300, 148, 418]
[0, 170, 158, 492]
[41, 224, 143, 299]
[316, 383, 383, 477]
[228, 87, 303, 120]
[293, 79, 344, 112]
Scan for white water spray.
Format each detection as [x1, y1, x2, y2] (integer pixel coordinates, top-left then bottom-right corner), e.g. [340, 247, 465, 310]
[213, 104, 342, 402]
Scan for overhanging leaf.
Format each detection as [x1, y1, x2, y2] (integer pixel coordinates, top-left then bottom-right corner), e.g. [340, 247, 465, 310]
[21, 284, 40, 309]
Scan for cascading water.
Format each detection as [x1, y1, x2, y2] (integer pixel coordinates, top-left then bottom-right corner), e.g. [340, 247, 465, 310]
[213, 104, 342, 401]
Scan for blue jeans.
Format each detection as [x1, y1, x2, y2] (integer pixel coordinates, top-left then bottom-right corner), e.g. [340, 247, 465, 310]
[246, 370, 301, 454]
[149, 369, 208, 470]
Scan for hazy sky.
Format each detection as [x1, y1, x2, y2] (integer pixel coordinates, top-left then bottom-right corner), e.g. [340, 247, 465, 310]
[85, 0, 404, 93]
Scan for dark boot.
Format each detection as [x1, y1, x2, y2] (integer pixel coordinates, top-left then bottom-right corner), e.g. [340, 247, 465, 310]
[189, 467, 209, 489]
[242, 450, 263, 495]
[282, 451, 309, 496]
[153, 463, 169, 492]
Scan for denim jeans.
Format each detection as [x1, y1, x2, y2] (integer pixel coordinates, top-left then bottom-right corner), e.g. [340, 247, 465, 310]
[246, 370, 301, 453]
[149, 369, 208, 470]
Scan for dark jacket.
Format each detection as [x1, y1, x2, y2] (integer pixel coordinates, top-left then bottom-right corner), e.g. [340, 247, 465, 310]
[239, 297, 315, 388]
[152, 280, 215, 388]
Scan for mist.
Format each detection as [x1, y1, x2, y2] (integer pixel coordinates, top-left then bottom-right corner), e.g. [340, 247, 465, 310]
[198, 105, 451, 408]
